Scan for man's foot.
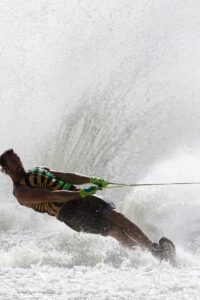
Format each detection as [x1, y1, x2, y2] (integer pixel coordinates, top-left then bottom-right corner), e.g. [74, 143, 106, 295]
[151, 237, 176, 265]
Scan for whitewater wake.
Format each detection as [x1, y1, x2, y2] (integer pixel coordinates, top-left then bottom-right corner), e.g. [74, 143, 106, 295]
[1, 0, 200, 299]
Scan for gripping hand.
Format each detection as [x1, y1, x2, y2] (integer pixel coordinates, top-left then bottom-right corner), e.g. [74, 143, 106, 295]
[90, 177, 108, 189]
[79, 186, 98, 198]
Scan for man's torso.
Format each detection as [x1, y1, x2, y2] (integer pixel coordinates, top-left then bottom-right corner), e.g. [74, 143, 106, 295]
[13, 167, 76, 217]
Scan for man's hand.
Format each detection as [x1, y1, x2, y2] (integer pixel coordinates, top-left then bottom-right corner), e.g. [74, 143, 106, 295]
[90, 177, 108, 189]
[79, 186, 98, 198]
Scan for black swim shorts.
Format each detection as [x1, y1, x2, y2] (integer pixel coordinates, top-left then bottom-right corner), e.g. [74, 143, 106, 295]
[57, 196, 115, 235]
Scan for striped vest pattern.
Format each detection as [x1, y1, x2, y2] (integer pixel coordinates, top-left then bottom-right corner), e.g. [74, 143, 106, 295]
[17, 167, 75, 217]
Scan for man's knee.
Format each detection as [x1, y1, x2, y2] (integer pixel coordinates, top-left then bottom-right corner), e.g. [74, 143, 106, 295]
[104, 209, 125, 224]
[105, 224, 122, 238]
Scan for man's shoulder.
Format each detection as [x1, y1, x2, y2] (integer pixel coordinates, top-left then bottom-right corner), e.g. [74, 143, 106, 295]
[13, 185, 32, 207]
[13, 184, 26, 203]
[13, 185, 32, 196]
[13, 185, 34, 205]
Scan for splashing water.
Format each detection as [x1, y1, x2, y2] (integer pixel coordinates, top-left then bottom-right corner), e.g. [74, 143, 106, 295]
[1, 1, 200, 299]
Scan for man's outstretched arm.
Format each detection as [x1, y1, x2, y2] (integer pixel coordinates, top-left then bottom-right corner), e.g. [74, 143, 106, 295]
[43, 168, 91, 185]
[15, 185, 81, 206]
[42, 168, 108, 188]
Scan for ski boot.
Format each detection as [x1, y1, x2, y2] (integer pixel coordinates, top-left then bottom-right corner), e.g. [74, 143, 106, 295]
[151, 237, 176, 266]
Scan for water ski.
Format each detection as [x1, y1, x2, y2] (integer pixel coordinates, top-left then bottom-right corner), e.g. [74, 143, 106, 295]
[151, 237, 176, 265]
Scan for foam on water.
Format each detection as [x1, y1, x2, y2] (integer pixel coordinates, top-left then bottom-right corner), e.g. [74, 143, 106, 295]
[1, 0, 200, 299]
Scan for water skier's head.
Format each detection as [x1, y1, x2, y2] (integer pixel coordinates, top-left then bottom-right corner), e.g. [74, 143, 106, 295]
[0, 149, 25, 179]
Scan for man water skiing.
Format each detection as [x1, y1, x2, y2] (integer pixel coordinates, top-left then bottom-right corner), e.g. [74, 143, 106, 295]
[0, 149, 175, 264]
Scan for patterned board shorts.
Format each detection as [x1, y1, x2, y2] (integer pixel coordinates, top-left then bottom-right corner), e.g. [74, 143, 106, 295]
[58, 196, 116, 235]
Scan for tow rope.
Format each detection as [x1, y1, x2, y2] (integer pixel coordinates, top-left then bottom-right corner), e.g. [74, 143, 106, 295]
[106, 181, 200, 188]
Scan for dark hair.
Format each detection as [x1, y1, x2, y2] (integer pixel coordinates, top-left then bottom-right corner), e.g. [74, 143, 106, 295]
[0, 149, 14, 172]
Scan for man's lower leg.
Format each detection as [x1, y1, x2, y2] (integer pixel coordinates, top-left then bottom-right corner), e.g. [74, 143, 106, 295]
[106, 226, 138, 248]
[105, 210, 152, 249]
